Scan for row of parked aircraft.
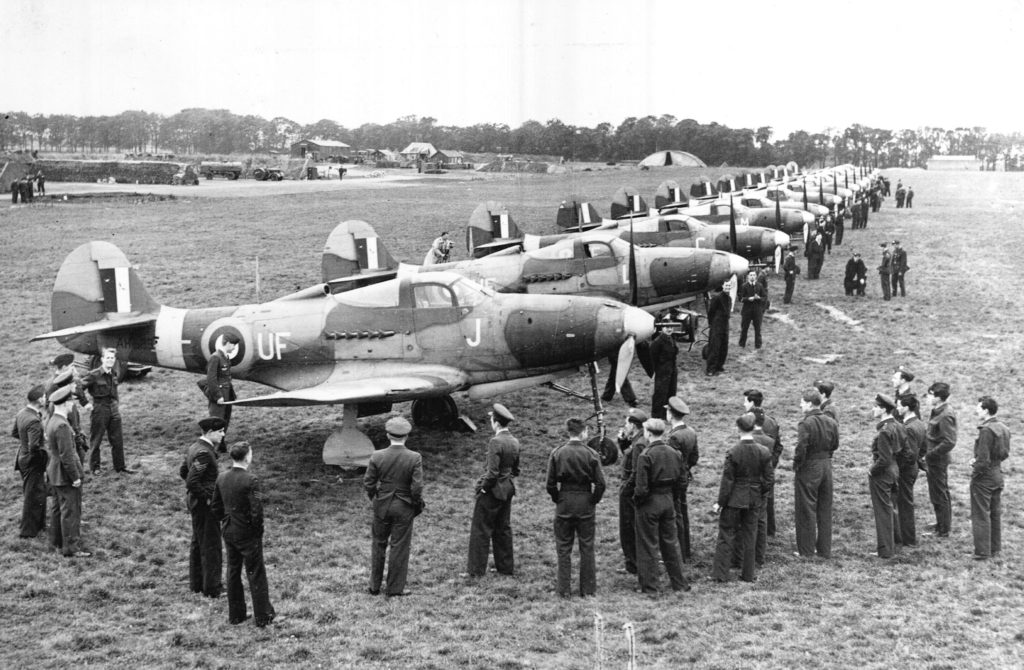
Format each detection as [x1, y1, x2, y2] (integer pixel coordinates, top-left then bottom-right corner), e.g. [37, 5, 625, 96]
[32, 163, 875, 465]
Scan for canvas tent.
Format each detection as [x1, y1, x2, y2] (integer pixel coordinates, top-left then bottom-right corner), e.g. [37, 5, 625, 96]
[639, 150, 706, 168]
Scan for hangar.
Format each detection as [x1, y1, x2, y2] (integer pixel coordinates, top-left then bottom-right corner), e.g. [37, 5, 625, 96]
[639, 149, 706, 168]
[291, 139, 352, 161]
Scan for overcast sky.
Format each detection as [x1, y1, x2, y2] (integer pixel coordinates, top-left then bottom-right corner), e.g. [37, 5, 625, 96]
[6, 0, 1023, 139]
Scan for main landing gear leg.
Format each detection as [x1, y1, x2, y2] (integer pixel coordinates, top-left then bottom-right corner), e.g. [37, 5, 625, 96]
[323, 404, 375, 467]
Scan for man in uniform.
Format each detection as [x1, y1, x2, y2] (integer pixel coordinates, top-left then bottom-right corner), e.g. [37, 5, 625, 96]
[737, 270, 767, 350]
[892, 365, 915, 404]
[793, 388, 839, 558]
[12, 385, 48, 538]
[805, 232, 825, 279]
[48, 353, 87, 462]
[743, 389, 783, 536]
[895, 394, 925, 548]
[616, 408, 648, 575]
[924, 382, 957, 538]
[633, 418, 690, 594]
[869, 395, 901, 558]
[970, 396, 1009, 560]
[705, 283, 731, 376]
[545, 418, 606, 598]
[364, 416, 424, 597]
[179, 417, 227, 598]
[665, 397, 698, 561]
[877, 242, 892, 300]
[891, 240, 908, 298]
[205, 333, 239, 450]
[465, 404, 520, 578]
[749, 407, 782, 566]
[81, 348, 133, 475]
[211, 441, 278, 626]
[429, 231, 454, 264]
[648, 327, 678, 419]
[782, 245, 799, 304]
[711, 413, 773, 583]
[814, 380, 838, 425]
[844, 251, 867, 297]
[905, 187, 914, 208]
[46, 384, 90, 558]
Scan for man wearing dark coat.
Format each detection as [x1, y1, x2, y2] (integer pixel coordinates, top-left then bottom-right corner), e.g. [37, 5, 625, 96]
[844, 251, 867, 296]
[19, 175, 33, 203]
[737, 271, 766, 349]
[466, 404, 520, 578]
[648, 327, 678, 420]
[743, 390, 783, 537]
[81, 348, 132, 474]
[711, 413, 773, 583]
[546, 417, 606, 598]
[971, 396, 1010, 559]
[180, 417, 227, 598]
[749, 407, 782, 565]
[12, 385, 48, 538]
[665, 397, 698, 560]
[212, 441, 277, 626]
[924, 382, 957, 538]
[877, 243, 892, 300]
[895, 394, 925, 547]
[633, 418, 690, 593]
[869, 395, 901, 558]
[616, 408, 648, 575]
[905, 187, 914, 208]
[890, 240, 908, 298]
[46, 384, 90, 557]
[364, 416, 424, 597]
[205, 334, 239, 449]
[47, 354, 88, 463]
[705, 284, 731, 376]
[793, 388, 839, 558]
[782, 246, 798, 304]
[805, 233, 824, 279]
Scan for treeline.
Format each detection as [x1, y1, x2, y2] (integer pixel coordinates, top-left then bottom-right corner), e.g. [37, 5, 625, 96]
[2, 108, 1022, 169]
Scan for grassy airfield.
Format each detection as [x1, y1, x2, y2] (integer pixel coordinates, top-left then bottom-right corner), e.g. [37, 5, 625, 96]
[1, 166, 1022, 669]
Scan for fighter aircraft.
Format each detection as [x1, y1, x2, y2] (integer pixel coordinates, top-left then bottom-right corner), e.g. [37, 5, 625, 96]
[33, 241, 654, 466]
[644, 182, 812, 235]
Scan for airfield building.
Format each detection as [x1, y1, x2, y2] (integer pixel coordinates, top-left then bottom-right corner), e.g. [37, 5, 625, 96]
[291, 139, 352, 161]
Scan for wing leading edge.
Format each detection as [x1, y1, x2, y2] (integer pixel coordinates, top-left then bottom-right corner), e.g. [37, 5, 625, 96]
[227, 370, 469, 407]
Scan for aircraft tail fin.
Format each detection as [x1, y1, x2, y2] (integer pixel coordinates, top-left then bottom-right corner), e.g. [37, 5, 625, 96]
[466, 201, 523, 258]
[689, 176, 720, 200]
[33, 241, 160, 345]
[609, 187, 650, 220]
[322, 220, 399, 290]
[555, 200, 604, 231]
[654, 180, 688, 212]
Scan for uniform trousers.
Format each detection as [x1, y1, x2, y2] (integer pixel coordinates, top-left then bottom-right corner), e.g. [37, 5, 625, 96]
[893, 460, 918, 546]
[370, 498, 416, 595]
[224, 533, 274, 624]
[635, 493, 688, 592]
[88, 402, 126, 471]
[794, 458, 833, 558]
[891, 273, 906, 297]
[783, 276, 795, 304]
[466, 492, 514, 576]
[712, 505, 760, 582]
[618, 489, 637, 573]
[49, 485, 83, 555]
[19, 465, 48, 538]
[189, 500, 223, 596]
[879, 274, 891, 300]
[554, 491, 597, 597]
[925, 459, 951, 535]
[738, 307, 762, 348]
[674, 488, 691, 560]
[970, 473, 1003, 557]
[869, 468, 897, 558]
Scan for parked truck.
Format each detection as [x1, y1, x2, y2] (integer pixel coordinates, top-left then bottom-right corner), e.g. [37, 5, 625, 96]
[198, 161, 243, 180]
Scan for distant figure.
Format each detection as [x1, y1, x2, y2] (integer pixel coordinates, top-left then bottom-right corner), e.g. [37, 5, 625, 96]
[465, 404, 520, 579]
[737, 271, 766, 350]
[36, 171, 45, 196]
[364, 416, 424, 597]
[891, 240, 908, 298]
[704, 283, 731, 376]
[895, 186, 906, 208]
[844, 251, 867, 296]
[212, 441, 278, 626]
[924, 382, 957, 538]
[971, 396, 1010, 560]
[12, 385, 48, 538]
[877, 243, 892, 300]
[805, 233, 824, 279]
[905, 187, 914, 208]
[10, 178, 19, 204]
[782, 245, 799, 304]
[205, 333, 239, 450]
[427, 231, 454, 265]
[648, 327, 678, 419]
[19, 176, 33, 203]
[546, 418, 606, 598]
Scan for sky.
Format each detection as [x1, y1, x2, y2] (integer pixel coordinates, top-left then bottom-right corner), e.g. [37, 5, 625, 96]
[5, 0, 1024, 140]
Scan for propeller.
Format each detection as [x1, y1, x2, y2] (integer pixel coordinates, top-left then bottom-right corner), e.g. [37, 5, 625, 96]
[802, 178, 809, 211]
[729, 192, 738, 254]
[775, 188, 782, 230]
[615, 334, 635, 393]
[627, 218, 638, 307]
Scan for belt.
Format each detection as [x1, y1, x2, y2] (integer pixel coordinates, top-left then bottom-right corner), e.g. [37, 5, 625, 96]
[560, 483, 592, 492]
[649, 485, 674, 494]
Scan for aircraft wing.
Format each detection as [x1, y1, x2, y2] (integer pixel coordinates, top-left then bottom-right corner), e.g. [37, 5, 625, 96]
[31, 314, 158, 341]
[228, 371, 468, 407]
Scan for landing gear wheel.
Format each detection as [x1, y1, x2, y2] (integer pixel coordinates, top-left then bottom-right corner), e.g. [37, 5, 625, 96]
[411, 396, 458, 428]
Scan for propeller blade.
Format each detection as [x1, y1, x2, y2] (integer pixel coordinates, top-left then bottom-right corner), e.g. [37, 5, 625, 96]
[802, 178, 809, 211]
[775, 244, 782, 273]
[615, 336, 635, 392]
[775, 189, 782, 230]
[729, 193, 738, 254]
[628, 220, 638, 306]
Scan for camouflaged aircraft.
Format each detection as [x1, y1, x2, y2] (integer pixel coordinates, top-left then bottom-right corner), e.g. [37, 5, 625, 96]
[33, 241, 655, 466]
[644, 181, 813, 235]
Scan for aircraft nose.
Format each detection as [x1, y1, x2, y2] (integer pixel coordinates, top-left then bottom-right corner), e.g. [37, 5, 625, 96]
[801, 210, 815, 225]
[623, 305, 655, 342]
[774, 230, 792, 248]
[711, 251, 748, 282]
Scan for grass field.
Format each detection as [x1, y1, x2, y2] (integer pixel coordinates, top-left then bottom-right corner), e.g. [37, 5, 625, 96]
[1, 166, 1022, 669]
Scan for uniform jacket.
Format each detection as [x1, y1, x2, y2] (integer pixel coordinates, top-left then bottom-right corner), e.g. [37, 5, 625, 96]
[649, 330, 679, 377]
[205, 350, 236, 404]
[12, 406, 46, 473]
[737, 280, 767, 313]
[870, 417, 902, 477]
[364, 443, 424, 509]
[476, 430, 520, 501]
[902, 415, 927, 467]
[793, 408, 839, 471]
[634, 439, 685, 504]
[707, 291, 732, 328]
[891, 247, 908, 274]
[783, 253, 798, 279]
[820, 400, 838, 425]
[545, 438, 606, 506]
[667, 423, 699, 481]
[973, 417, 1010, 479]
[805, 238, 824, 261]
[878, 249, 892, 275]
[45, 414, 82, 486]
[753, 426, 784, 468]
[81, 366, 119, 404]
[844, 258, 867, 284]
[618, 434, 648, 495]
[717, 437, 773, 509]
[180, 437, 220, 509]
[212, 466, 265, 539]
[925, 401, 958, 464]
